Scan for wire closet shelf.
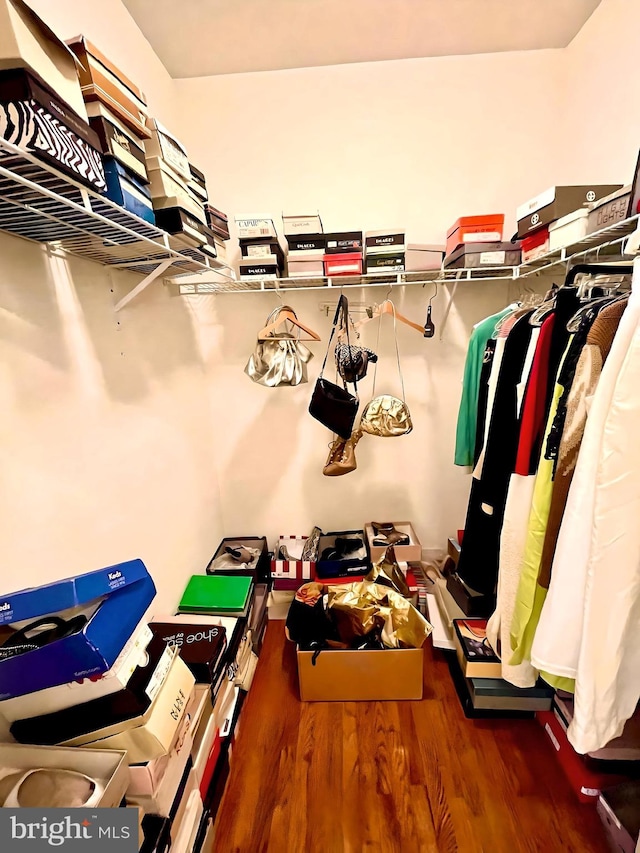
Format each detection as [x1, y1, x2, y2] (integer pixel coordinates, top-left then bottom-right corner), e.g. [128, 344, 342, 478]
[0, 138, 235, 281]
[174, 214, 640, 295]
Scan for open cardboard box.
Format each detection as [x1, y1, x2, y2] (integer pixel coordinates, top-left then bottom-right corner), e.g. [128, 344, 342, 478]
[297, 646, 424, 701]
[0, 743, 129, 808]
[365, 522, 422, 563]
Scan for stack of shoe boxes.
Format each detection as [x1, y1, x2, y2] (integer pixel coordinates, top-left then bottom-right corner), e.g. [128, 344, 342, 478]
[0, 6, 106, 193]
[204, 204, 231, 265]
[144, 119, 219, 258]
[516, 185, 623, 261]
[0, 550, 266, 849]
[365, 229, 406, 274]
[323, 231, 363, 276]
[66, 35, 154, 221]
[283, 213, 324, 278]
[236, 216, 285, 281]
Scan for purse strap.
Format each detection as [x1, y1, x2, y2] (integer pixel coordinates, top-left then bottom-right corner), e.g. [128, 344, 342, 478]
[319, 295, 357, 392]
[371, 300, 405, 401]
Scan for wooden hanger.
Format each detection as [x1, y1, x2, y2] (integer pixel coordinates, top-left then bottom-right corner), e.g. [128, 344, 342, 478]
[355, 299, 425, 334]
[258, 307, 321, 341]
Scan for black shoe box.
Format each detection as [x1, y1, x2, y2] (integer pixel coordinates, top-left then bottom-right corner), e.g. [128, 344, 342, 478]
[446, 573, 495, 617]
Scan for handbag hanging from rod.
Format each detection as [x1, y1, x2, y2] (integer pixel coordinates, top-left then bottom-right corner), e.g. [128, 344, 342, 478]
[309, 295, 360, 440]
[360, 301, 413, 437]
[245, 305, 313, 387]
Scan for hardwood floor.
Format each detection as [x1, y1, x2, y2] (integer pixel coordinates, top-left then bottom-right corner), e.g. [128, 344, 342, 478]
[210, 621, 610, 853]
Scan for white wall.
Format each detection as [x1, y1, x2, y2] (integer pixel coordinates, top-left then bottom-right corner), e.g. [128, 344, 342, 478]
[563, 0, 640, 184]
[174, 50, 563, 548]
[0, 2, 223, 614]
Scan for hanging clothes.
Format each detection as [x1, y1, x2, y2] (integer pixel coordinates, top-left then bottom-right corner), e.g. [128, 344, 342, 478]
[508, 351, 571, 672]
[531, 295, 634, 686]
[507, 290, 579, 669]
[454, 306, 514, 467]
[537, 299, 627, 589]
[569, 277, 640, 753]
[457, 312, 535, 596]
[486, 325, 541, 688]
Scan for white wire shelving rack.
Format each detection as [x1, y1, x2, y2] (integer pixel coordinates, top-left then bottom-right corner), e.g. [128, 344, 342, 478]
[1, 137, 638, 316]
[0, 138, 235, 311]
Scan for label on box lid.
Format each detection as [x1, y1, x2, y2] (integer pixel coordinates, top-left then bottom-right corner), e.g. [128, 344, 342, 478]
[365, 231, 405, 248]
[479, 251, 506, 265]
[246, 243, 277, 258]
[287, 234, 325, 252]
[325, 232, 363, 253]
[236, 215, 274, 226]
[146, 646, 175, 701]
[517, 187, 556, 221]
[462, 231, 501, 243]
[283, 214, 323, 234]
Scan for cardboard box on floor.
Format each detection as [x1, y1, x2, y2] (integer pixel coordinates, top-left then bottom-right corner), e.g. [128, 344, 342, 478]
[297, 647, 424, 701]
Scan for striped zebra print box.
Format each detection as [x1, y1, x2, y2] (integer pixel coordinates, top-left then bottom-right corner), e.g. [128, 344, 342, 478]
[0, 68, 106, 192]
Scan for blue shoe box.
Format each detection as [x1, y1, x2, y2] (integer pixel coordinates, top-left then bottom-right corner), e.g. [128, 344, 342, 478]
[0, 559, 156, 700]
[103, 158, 155, 224]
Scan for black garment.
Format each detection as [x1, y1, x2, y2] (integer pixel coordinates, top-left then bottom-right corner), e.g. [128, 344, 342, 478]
[523, 287, 580, 474]
[473, 339, 496, 466]
[457, 312, 534, 596]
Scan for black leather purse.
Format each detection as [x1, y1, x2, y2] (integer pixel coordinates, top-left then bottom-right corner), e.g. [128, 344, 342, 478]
[309, 296, 359, 439]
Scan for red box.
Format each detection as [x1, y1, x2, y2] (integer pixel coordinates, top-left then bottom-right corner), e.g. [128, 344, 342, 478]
[323, 252, 363, 276]
[445, 214, 505, 257]
[271, 535, 316, 591]
[198, 729, 221, 800]
[521, 225, 550, 262]
[537, 711, 628, 804]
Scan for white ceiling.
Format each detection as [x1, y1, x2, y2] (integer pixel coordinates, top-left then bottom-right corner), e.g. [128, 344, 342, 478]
[122, 0, 602, 78]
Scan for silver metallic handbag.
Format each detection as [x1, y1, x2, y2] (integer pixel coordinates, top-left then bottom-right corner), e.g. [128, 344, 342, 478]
[245, 306, 313, 387]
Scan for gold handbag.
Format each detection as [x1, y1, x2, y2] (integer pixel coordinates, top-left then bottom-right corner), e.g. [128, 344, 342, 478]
[323, 429, 363, 477]
[360, 302, 413, 437]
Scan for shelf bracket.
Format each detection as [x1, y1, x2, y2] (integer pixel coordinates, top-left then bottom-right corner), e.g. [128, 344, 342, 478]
[114, 259, 174, 312]
[438, 274, 462, 340]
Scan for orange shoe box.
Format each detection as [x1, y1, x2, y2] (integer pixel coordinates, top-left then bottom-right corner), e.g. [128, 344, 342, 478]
[445, 214, 505, 257]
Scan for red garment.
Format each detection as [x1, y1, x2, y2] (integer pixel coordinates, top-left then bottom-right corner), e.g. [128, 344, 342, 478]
[515, 314, 555, 476]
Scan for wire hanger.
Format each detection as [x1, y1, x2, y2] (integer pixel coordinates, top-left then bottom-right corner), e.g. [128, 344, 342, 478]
[354, 298, 425, 334]
[258, 306, 321, 341]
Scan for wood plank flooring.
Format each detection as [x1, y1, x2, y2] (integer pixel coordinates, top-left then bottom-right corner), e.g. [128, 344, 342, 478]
[210, 622, 610, 853]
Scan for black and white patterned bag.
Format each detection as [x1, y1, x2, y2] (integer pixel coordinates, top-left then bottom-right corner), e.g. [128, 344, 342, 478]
[335, 342, 378, 384]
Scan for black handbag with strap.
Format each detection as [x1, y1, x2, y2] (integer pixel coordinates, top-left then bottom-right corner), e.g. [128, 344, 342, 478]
[308, 295, 359, 439]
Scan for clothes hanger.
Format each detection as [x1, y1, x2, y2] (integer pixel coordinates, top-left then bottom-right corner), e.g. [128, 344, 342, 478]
[355, 298, 425, 334]
[258, 306, 321, 341]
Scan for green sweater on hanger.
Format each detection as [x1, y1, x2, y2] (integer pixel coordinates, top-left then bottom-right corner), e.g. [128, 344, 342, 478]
[455, 306, 514, 467]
